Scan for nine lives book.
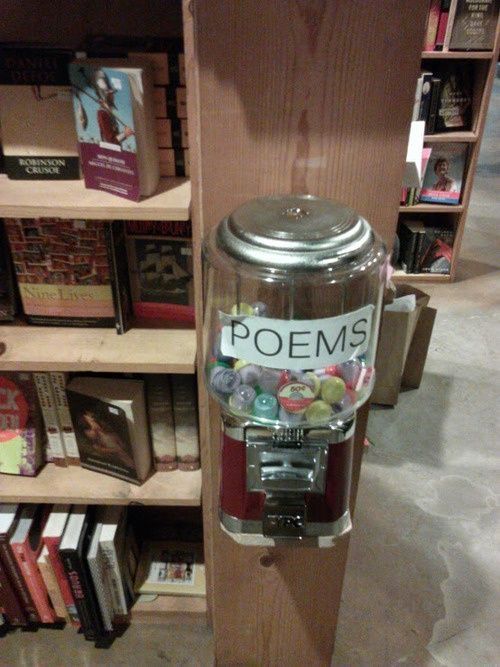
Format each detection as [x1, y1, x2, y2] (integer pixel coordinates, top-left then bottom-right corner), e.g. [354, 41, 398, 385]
[69, 59, 159, 201]
[450, 0, 500, 50]
[0, 372, 45, 477]
[5, 218, 116, 328]
[419, 142, 468, 205]
[0, 44, 79, 180]
[66, 376, 152, 485]
[134, 541, 205, 597]
[0, 504, 39, 622]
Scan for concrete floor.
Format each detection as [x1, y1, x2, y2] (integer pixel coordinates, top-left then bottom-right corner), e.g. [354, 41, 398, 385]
[1, 84, 498, 667]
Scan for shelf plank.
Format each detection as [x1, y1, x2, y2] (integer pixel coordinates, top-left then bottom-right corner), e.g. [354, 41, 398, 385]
[424, 132, 478, 143]
[393, 270, 451, 283]
[0, 176, 191, 220]
[422, 50, 494, 59]
[0, 464, 201, 506]
[0, 325, 196, 373]
[399, 204, 464, 213]
[131, 594, 207, 623]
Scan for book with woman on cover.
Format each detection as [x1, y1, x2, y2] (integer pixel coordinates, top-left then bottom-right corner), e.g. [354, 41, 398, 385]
[419, 143, 468, 205]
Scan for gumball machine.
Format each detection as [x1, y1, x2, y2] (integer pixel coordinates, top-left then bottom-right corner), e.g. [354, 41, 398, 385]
[203, 195, 387, 546]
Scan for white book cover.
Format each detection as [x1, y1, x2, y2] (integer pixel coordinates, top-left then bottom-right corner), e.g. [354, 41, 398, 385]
[87, 519, 113, 631]
[49, 372, 80, 464]
[98, 506, 128, 617]
[37, 545, 68, 621]
[34, 372, 67, 465]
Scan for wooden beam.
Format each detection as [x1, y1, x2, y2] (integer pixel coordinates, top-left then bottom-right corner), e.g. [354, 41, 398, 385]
[185, 2, 429, 664]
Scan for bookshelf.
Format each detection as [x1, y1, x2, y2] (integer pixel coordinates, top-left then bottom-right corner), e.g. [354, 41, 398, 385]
[395, 22, 500, 284]
[131, 594, 206, 623]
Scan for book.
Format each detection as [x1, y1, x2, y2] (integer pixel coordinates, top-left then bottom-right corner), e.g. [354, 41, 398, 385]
[153, 85, 187, 119]
[33, 372, 67, 466]
[37, 546, 69, 622]
[59, 506, 104, 640]
[98, 506, 129, 618]
[4, 218, 116, 328]
[69, 59, 159, 201]
[104, 221, 133, 335]
[414, 225, 455, 274]
[426, 77, 442, 134]
[419, 143, 468, 205]
[156, 118, 189, 149]
[418, 72, 434, 122]
[0, 222, 17, 321]
[171, 375, 199, 471]
[450, 0, 500, 49]
[0, 554, 26, 625]
[424, 0, 443, 50]
[0, 504, 39, 622]
[66, 376, 152, 484]
[411, 74, 424, 121]
[9, 505, 56, 623]
[0, 44, 79, 179]
[158, 147, 190, 177]
[434, 63, 473, 132]
[397, 220, 425, 273]
[403, 121, 426, 187]
[42, 504, 80, 627]
[49, 372, 80, 465]
[134, 541, 205, 597]
[125, 220, 194, 324]
[443, 0, 459, 49]
[0, 372, 45, 476]
[87, 514, 114, 632]
[435, 0, 452, 49]
[146, 375, 177, 471]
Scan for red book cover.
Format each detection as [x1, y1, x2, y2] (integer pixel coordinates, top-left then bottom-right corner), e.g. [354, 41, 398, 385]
[435, 1, 451, 49]
[424, 0, 442, 50]
[42, 505, 80, 628]
[0, 556, 26, 625]
[9, 505, 56, 624]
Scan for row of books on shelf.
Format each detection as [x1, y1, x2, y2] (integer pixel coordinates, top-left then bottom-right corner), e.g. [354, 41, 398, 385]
[412, 61, 473, 134]
[397, 218, 455, 275]
[401, 142, 468, 206]
[0, 217, 194, 329]
[0, 35, 189, 201]
[0, 504, 205, 643]
[0, 371, 199, 483]
[423, 0, 499, 52]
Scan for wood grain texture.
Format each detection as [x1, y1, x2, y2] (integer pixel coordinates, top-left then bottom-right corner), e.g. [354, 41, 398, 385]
[185, 1, 429, 665]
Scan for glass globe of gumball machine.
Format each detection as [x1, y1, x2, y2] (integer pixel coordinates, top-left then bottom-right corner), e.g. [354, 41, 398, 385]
[203, 195, 387, 546]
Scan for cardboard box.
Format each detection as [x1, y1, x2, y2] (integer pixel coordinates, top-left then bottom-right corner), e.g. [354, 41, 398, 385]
[371, 285, 436, 406]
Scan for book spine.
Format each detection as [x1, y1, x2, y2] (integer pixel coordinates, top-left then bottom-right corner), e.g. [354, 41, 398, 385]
[443, 0, 459, 50]
[0, 537, 39, 622]
[99, 542, 128, 616]
[43, 537, 80, 627]
[48, 372, 80, 465]
[147, 376, 177, 471]
[426, 78, 442, 134]
[37, 551, 68, 621]
[412, 75, 424, 122]
[87, 550, 114, 631]
[413, 232, 428, 273]
[10, 542, 56, 623]
[424, 0, 442, 50]
[156, 117, 188, 149]
[435, 0, 451, 49]
[60, 549, 98, 639]
[158, 148, 189, 177]
[172, 376, 200, 471]
[104, 221, 132, 336]
[418, 73, 433, 123]
[0, 557, 26, 625]
[33, 372, 67, 466]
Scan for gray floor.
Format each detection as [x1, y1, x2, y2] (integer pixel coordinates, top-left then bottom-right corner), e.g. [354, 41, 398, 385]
[1, 84, 498, 667]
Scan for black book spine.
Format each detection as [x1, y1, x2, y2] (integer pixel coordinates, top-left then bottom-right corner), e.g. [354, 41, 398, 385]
[426, 78, 441, 134]
[59, 548, 97, 639]
[398, 226, 418, 274]
[105, 221, 132, 335]
[0, 536, 39, 623]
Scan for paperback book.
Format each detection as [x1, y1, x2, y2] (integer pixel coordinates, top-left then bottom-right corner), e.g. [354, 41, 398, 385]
[171, 375, 199, 470]
[450, 0, 499, 49]
[415, 225, 455, 274]
[419, 143, 467, 205]
[134, 541, 205, 597]
[145, 375, 177, 471]
[434, 63, 472, 133]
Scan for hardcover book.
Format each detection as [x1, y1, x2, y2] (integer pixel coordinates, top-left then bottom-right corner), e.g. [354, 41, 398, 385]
[414, 225, 455, 274]
[397, 220, 425, 274]
[145, 375, 177, 471]
[98, 506, 129, 619]
[423, 0, 442, 50]
[0, 504, 39, 622]
[5, 218, 115, 327]
[42, 504, 80, 627]
[87, 515, 114, 632]
[125, 220, 194, 323]
[450, 0, 499, 49]
[0, 372, 45, 477]
[104, 221, 133, 335]
[419, 143, 468, 205]
[9, 505, 56, 623]
[69, 60, 159, 201]
[0, 44, 79, 179]
[66, 376, 152, 485]
[171, 375, 199, 470]
[0, 554, 26, 625]
[33, 372, 67, 466]
[434, 63, 472, 132]
[37, 546, 69, 622]
[134, 541, 205, 597]
[48, 373, 80, 465]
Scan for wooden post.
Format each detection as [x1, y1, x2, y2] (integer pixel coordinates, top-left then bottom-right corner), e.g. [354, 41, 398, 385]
[184, 2, 429, 664]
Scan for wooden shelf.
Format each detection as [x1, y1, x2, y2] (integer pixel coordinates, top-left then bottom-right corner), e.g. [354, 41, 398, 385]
[422, 50, 494, 59]
[0, 464, 202, 506]
[0, 176, 191, 221]
[399, 204, 464, 213]
[131, 594, 207, 623]
[393, 270, 451, 283]
[0, 325, 196, 373]
[425, 132, 478, 143]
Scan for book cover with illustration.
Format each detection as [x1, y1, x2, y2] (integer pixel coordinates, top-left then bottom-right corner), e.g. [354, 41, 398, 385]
[434, 63, 472, 133]
[419, 143, 468, 205]
[450, 0, 499, 50]
[0, 373, 45, 477]
[125, 220, 194, 324]
[0, 45, 79, 180]
[134, 541, 205, 597]
[4, 218, 115, 327]
[69, 63, 139, 200]
[414, 225, 455, 275]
